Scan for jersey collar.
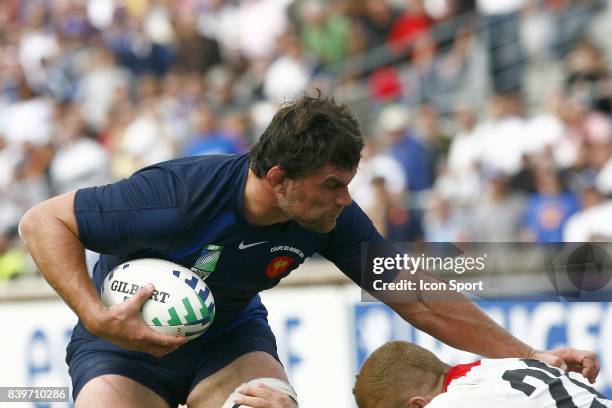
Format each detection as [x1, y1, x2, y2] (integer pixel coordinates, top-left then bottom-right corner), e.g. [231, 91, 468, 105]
[443, 360, 481, 391]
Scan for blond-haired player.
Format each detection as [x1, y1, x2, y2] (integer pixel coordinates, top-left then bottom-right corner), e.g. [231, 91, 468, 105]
[354, 341, 610, 408]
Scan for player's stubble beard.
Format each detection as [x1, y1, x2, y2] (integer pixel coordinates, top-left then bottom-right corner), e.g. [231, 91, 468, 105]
[277, 184, 340, 234]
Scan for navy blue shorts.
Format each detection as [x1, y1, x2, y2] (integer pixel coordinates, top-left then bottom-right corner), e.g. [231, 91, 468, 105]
[66, 317, 280, 407]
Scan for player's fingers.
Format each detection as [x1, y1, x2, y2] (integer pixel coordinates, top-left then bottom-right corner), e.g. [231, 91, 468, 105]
[233, 393, 269, 408]
[236, 384, 295, 407]
[580, 354, 600, 384]
[539, 353, 568, 371]
[238, 384, 277, 400]
[138, 333, 185, 357]
[558, 348, 600, 381]
[236, 384, 263, 397]
[258, 384, 296, 406]
[257, 384, 292, 398]
[126, 283, 155, 311]
[145, 329, 187, 349]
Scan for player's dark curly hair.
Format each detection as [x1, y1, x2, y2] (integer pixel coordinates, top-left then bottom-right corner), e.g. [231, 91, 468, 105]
[249, 93, 364, 178]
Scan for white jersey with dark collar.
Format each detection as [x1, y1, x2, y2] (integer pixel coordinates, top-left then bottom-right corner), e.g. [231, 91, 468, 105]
[429, 358, 611, 408]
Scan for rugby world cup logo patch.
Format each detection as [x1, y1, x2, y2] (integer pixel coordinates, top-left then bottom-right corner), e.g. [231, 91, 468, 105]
[191, 244, 223, 280]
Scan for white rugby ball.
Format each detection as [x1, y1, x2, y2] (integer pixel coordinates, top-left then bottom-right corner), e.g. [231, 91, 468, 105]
[101, 258, 215, 341]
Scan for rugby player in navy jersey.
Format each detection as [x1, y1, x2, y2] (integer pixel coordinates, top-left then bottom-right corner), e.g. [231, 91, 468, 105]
[19, 94, 599, 408]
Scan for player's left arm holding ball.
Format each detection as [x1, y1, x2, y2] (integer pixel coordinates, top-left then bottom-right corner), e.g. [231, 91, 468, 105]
[18, 170, 189, 357]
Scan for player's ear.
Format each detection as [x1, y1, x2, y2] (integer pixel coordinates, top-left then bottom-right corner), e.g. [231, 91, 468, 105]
[407, 396, 429, 408]
[267, 166, 288, 193]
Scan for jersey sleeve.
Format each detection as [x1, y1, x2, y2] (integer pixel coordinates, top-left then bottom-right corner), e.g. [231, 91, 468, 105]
[319, 202, 398, 288]
[74, 166, 191, 255]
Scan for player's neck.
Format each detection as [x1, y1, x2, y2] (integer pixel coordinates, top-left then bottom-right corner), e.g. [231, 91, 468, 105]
[423, 366, 450, 401]
[435, 367, 450, 395]
[243, 168, 291, 226]
[410, 369, 449, 407]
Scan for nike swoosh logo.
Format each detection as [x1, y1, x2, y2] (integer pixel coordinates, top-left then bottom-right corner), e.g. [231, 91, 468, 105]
[238, 240, 268, 250]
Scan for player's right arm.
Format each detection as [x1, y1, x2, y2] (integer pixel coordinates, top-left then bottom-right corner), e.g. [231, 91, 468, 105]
[18, 190, 186, 357]
[323, 203, 600, 383]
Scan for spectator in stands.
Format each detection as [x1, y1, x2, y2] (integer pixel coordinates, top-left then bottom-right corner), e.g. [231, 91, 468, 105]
[2, 140, 53, 240]
[564, 39, 612, 114]
[414, 104, 450, 173]
[548, 96, 590, 170]
[76, 46, 132, 132]
[354, 0, 399, 52]
[218, 109, 253, 154]
[182, 103, 240, 157]
[378, 104, 434, 192]
[469, 170, 526, 241]
[432, 105, 482, 206]
[387, 0, 433, 54]
[564, 184, 612, 241]
[174, 10, 221, 74]
[385, 191, 424, 242]
[0, 231, 32, 281]
[103, 6, 175, 77]
[349, 141, 406, 236]
[509, 154, 537, 193]
[111, 103, 175, 179]
[263, 33, 312, 104]
[399, 24, 474, 113]
[423, 194, 468, 241]
[447, 104, 480, 176]
[476, 0, 527, 92]
[49, 104, 110, 194]
[2, 73, 54, 149]
[478, 93, 528, 176]
[549, 0, 604, 58]
[0, 134, 17, 197]
[582, 113, 612, 195]
[370, 177, 425, 242]
[204, 66, 237, 111]
[298, 0, 351, 66]
[454, 0, 477, 15]
[3, 0, 612, 281]
[236, 0, 289, 62]
[18, 3, 60, 93]
[521, 165, 580, 242]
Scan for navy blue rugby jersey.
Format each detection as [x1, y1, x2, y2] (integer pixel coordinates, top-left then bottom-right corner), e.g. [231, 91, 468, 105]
[75, 153, 388, 332]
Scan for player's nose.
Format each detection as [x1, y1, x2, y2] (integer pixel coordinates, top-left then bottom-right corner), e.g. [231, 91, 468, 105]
[335, 186, 352, 208]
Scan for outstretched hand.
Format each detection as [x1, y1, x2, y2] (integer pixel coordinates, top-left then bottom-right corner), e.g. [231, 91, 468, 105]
[88, 284, 187, 357]
[529, 348, 600, 384]
[232, 383, 298, 408]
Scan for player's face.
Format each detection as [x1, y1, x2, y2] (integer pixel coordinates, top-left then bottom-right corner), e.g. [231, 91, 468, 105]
[278, 164, 356, 233]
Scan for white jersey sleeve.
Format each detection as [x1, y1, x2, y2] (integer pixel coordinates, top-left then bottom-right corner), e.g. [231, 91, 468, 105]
[432, 358, 611, 408]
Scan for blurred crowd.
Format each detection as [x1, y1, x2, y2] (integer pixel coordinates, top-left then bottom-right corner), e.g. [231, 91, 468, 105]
[1, 0, 612, 281]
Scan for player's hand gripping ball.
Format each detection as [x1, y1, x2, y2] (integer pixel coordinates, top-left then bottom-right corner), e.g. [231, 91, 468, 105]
[101, 258, 215, 341]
